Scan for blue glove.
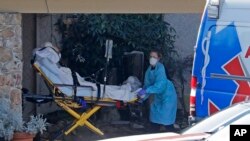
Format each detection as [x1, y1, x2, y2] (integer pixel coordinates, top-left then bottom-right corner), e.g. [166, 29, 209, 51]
[79, 98, 87, 108]
[137, 89, 146, 99]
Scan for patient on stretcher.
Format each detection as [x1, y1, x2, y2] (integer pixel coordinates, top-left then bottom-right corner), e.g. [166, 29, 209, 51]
[33, 42, 141, 102]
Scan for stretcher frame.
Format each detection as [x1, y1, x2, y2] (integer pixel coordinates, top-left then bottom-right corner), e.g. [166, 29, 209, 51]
[32, 63, 137, 137]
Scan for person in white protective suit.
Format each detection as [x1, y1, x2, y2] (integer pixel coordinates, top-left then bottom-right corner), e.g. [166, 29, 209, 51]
[33, 42, 141, 102]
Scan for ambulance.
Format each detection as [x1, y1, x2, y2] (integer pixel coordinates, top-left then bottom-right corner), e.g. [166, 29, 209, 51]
[189, 0, 250, 122]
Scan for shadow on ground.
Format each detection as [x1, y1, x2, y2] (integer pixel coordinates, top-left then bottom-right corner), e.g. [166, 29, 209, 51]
[39, 110, 149, 141]
[39, 107, 186, 141]
[41, 120, 149, 141]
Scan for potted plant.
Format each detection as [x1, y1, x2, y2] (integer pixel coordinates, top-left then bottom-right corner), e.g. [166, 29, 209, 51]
[0, 98, 48, 141]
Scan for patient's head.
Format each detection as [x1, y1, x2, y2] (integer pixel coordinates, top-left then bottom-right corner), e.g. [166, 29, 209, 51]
[43, 42, 61, 53]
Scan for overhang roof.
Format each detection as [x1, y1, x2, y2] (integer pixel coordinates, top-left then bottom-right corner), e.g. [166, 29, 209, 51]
[0, 0, 206, 13]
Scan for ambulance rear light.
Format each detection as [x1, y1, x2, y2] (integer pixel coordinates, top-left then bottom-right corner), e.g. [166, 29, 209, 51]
[208, 0, 220, 19]
[190, 89, 196, 116]
[191, 76, 197, 88]
[190, 76, 197, 117]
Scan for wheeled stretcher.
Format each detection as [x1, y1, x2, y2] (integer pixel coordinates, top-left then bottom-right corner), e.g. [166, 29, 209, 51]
[26, 63, 139, 137]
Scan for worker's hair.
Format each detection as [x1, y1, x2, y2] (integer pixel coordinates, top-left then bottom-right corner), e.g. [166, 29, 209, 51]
[150, 48, 163, 59]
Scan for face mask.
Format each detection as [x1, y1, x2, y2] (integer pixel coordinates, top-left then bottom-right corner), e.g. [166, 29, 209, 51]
[149, 57, 158, 66]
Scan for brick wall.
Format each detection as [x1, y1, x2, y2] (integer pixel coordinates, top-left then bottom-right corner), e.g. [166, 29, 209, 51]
[0, 13, 22, 112]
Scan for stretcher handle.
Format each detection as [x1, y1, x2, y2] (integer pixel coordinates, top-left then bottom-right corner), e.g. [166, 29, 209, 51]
[54, 83, 95, 90]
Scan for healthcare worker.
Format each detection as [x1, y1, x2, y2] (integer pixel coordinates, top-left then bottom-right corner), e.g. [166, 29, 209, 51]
[137, 49, 177, 132]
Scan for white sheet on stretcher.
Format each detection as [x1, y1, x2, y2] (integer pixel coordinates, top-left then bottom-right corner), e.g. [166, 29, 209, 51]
[35, 61, 140, 102]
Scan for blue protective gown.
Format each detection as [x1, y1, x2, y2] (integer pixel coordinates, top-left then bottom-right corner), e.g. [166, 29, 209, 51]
[143, 62, 177, 125]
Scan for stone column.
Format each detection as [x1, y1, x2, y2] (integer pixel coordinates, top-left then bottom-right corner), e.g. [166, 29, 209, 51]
[0, 13, 22, 112]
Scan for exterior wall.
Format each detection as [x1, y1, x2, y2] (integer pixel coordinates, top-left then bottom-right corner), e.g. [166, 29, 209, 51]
[22, 14, 36, 94]
[164, 13, 201, 111]
[22, 14, 37, 119]
[0, 13, 22, 112]
[164, 14, 201, 58]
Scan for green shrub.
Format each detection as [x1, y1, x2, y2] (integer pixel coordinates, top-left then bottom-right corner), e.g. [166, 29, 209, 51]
[55, 14, 177, 79]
